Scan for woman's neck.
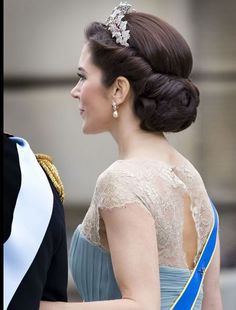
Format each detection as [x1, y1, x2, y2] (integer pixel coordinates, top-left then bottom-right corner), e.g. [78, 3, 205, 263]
[109, 101, 176, 161]
[111, 124, 171, 160]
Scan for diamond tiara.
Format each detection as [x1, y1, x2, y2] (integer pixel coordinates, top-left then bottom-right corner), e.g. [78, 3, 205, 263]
[105, 2, 132, 47]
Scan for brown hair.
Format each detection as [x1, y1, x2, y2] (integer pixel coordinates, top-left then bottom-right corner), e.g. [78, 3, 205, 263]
[85, 12, 199, 132]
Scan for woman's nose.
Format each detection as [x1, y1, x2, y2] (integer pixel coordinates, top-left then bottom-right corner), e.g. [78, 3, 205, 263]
[71, 83, 80, 99]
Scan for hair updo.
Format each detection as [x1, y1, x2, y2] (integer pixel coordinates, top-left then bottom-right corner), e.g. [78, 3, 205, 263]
[85, 12, 199, 132]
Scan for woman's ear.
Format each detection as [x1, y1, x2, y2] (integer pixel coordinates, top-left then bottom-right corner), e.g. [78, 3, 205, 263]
[111, 76, 131, 105]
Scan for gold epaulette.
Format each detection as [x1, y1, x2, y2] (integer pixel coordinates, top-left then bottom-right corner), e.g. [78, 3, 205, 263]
[35, 153, 65, 202]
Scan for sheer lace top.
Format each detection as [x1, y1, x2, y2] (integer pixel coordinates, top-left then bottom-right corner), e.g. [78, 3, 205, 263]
[81, 158, 213, 269]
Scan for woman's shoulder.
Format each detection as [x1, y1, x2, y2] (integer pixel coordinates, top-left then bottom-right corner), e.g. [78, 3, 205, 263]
[173, 157, 206, 189]
[96, 158, 168, 184]
[92, 160, 147, 211]
[96, 160, 139, 189]
[96, 156, 207, 193]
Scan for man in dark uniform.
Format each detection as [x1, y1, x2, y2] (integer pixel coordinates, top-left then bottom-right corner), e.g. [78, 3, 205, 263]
[3, 133, 68, 310]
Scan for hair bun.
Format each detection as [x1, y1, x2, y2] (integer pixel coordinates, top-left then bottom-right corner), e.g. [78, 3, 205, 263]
[86, 13, 200, 133]
[134, 74, 200, 132]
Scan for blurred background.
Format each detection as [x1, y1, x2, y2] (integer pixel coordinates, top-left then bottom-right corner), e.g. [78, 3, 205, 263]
[4, 0, 236, 308]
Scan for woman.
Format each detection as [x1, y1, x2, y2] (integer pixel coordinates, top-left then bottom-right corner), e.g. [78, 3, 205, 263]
[41, 2, 222, 310]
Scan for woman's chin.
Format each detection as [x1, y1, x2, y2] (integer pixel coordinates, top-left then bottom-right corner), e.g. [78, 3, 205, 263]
[82, 125, 99, 134]
[81, 121, 92, 134]
[82, 127, 92, 134]
[82, 124, 106, 135]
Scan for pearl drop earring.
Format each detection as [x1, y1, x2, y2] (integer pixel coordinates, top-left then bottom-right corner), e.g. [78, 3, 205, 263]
[112, 101, 119, 118]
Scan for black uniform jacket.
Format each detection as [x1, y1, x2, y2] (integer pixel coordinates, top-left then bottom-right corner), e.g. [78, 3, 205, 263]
[3, 133, 68, 310]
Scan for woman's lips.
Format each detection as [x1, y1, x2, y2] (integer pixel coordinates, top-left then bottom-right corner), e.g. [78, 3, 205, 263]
[79, 109, 85, 116]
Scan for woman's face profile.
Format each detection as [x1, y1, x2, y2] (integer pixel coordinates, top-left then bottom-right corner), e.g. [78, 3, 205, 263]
[71, 43, 114, 134]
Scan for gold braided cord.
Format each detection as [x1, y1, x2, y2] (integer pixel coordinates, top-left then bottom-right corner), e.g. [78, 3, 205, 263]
[35, 153, 65, 202]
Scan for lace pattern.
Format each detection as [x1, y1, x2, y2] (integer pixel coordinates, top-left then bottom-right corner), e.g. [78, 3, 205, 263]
[81, 159, 213, 269]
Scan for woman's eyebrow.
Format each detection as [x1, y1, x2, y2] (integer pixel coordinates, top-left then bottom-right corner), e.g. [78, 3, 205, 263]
[78, 67, 87, 73]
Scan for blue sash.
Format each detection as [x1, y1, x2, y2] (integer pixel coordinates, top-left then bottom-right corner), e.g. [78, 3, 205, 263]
[170, 201, 219, 309]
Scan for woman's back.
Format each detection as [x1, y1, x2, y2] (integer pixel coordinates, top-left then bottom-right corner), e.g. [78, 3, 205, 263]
[70, 156, 213, 308]
[80, 157, 213, 270]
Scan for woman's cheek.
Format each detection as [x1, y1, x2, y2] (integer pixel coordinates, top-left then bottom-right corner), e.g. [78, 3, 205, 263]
[81, 82, 94, 101]
[80, 85, 89, 104]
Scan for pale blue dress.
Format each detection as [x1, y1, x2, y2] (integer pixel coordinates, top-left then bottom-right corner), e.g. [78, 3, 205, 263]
[69, 159, 210, 309]
[69, 224, 203, 309]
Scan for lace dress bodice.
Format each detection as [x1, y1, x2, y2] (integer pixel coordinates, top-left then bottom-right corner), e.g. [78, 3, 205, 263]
[81, 158, 213, 269]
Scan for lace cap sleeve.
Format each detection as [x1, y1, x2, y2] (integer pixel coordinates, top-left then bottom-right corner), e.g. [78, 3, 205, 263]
[93, 162, 146, 211]
[80, 161, 153, 248]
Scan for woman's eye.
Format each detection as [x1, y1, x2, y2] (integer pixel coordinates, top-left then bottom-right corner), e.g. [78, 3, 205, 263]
[77, 73, 86, 83]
